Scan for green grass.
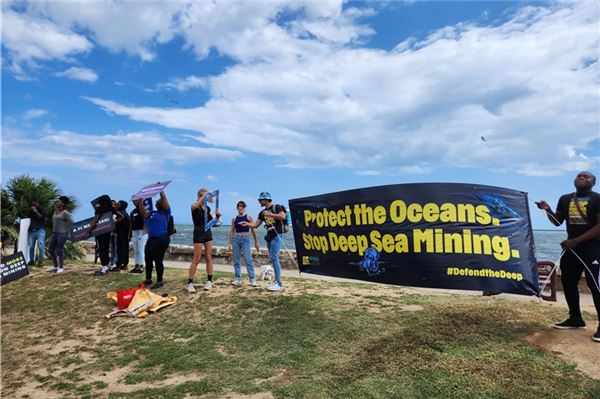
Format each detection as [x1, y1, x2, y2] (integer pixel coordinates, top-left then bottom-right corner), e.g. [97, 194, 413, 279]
[1, 261, 599, 398]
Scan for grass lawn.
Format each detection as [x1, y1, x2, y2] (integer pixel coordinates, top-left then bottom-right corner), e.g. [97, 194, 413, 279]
[1, 262, 599, 399]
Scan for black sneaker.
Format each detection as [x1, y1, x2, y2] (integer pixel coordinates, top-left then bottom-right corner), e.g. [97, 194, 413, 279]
[93, 269, 107, 276]
[143, 279, 153, 285]
[554, 318, 586, 330]
[129, 267, 143, 274]
[150, 281, 164, 289]
[593, 327, 600, 342]
[108, 266, 119, 272]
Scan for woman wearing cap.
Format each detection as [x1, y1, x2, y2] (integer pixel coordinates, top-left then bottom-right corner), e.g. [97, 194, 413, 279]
[240, 192, 286, 292]
[187, 188, 221, 292]
[228, 200, 260, 287]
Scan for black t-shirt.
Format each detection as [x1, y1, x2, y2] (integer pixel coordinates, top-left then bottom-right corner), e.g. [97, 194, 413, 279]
[27, 206, 47, 231]
[130, 208, 145, 231]
[258, 204, 285, 236]
[192, 206, 212, 232]
[116, 213, 130, 235]
[556, 191, 600, 240]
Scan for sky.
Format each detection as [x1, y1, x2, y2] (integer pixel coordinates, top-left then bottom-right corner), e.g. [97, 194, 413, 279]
[1, 0, 599, 229]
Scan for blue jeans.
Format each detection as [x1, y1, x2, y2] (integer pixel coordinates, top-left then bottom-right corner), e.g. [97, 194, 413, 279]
[28, 228, 46, 263]
[110, 233, 118, 265]
[232, 234, 256, 281]
[49, 232, 68, 269]
[131, 230, 147, 265]
[267, 235, 282, 284]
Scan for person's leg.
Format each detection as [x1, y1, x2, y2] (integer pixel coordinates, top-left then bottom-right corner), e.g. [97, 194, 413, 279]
[48, 234, 59, 270]
[37, 228, 46, 264]
[116, 233, 129, 269]
[132, 230, 142, 266]
[188, 243, 203, 280]
[96, 233, 111, 267]
[55, 233, 68, 270]
[232, 235, 242, 281]
[205, 240, 214, 278]
[241, 235, 256, 282]
[154, 235, 170, 283]
[144, 237, 155, 283]
[560, 251, 584, 321]
[581, 251, 600, 323]
[28, 231, 36, 264]
[269, 235, 283, 285]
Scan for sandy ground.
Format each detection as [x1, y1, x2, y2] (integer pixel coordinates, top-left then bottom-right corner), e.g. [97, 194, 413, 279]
[87, 254, 600, 380]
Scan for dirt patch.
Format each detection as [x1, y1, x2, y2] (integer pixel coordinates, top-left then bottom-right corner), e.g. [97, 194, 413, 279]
[253, 368, 296, 386]
[527, 326, 600, 380]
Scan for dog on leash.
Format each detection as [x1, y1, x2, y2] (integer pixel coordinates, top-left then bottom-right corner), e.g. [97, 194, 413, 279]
[260, 264, 274, 281]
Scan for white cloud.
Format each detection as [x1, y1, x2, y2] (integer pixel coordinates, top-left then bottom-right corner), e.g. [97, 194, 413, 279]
[157, 75, 207, 92]
[2, 7, 92, 78]
[22, 109, 48, 121]
[56, 66, 98, 82]
[1, 126, 242, 174]
[84, 1, 599, 177]
[207, 175, 219, 182]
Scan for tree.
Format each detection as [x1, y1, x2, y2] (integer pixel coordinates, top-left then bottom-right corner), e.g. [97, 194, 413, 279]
[1, 175, 83, 260]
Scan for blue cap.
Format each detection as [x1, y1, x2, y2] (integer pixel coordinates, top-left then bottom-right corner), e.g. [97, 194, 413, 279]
[258, 192, 272, 201]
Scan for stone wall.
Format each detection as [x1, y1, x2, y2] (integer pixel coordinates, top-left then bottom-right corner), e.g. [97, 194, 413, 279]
[77, 241, 299, 269]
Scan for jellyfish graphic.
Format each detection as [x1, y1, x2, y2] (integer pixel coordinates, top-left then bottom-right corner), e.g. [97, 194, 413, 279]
[358, 247, 385, 277]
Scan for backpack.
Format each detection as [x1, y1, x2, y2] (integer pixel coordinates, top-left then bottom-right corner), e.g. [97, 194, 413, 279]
[167, 214, 177, 236]
[274, 204, 290, 233]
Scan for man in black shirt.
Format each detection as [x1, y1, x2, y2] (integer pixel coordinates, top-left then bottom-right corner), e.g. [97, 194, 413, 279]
[536, 171, 600, 342]
[27, 199, 47, 266]
[115, 200, 131, 271]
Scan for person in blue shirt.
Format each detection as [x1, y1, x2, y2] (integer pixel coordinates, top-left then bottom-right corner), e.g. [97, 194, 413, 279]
[137, 191, 171, 289]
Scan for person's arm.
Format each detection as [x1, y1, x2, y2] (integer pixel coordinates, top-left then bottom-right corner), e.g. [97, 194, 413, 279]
[64, 211, 74, 229]
[535, 200, 564, 226]
[561, 214, 600, 250]
[240, 214, 262, 229]
[191, 191, 210, 211]
[228, 217, 235, 247]
[248, 215, 260, 251]
[114, 210, 125, 224]
[262, 205, 286, 221]
[159, 191, 170, 210]
[83, 214, 100, 239]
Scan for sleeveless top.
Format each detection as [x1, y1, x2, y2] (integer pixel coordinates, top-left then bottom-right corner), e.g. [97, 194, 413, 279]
[234, 214, 250, 233]
[192, 205, 212, 232]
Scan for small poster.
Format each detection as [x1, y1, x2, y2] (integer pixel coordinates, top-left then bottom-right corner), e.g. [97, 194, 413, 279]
[131, 181, 172, 201]
[1, 252, 29, 286]
[70, 212, 115, 242]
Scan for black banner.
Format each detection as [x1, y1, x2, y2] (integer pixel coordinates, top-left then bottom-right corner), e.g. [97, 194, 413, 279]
[1, 252, 29, 285]
[289, 183, 539, 296]
[70, 212, 115, 242]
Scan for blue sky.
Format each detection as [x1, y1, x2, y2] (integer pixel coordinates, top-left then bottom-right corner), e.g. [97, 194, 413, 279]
[2, 0, 598, 229]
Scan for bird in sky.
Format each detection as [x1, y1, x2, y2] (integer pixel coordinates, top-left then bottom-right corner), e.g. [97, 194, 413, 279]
[480, 136, 488, 142]
[164, 94, 179, 104]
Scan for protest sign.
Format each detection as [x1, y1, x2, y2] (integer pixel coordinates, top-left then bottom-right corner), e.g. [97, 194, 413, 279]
[289, 183, 539, 296]
[1, 252, 29, 285]
[70, 212, 115, 242]
[131, 181, 172, 200]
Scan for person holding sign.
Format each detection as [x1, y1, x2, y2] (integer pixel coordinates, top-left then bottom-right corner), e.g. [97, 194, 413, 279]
[47, 196, 73, 274]
[88, 195, 123, 276]
[27, 199, 47, 266]
[536, 171, 600, 343]
[228, 200, 260, 287]
[129, 199, 147, 274]
[138, 190, 171, 289]
[240, 192, 286, 292]
[187, 188, 221, 292]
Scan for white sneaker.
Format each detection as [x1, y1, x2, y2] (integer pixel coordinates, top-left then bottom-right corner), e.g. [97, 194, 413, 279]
[46, 267, 57, 272]
[203, 280, 213, 291]
[266, 282, 283, 292]
[55, 268, 64, 274]
[231, 279, 242, 286]
[186, 283, 196, 293]
[250, 280, 258, 287]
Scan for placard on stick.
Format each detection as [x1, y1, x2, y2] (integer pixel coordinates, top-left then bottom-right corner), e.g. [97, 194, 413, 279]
[131, 181, 172, 201]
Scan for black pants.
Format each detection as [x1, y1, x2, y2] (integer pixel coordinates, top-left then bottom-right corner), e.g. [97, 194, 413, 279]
[560, 245, 600, 322]
[145, 235, 170, 282]
[96, 232, 111, 267]
[116, 233, 130, 268]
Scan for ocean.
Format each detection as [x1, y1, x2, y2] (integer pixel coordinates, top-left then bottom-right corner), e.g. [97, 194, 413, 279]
[171, 225, 566, 262]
